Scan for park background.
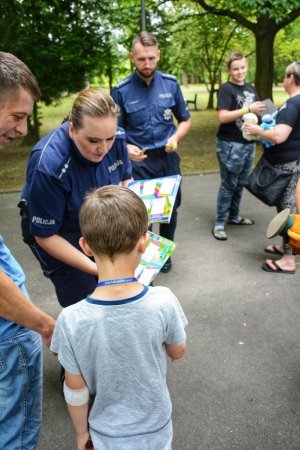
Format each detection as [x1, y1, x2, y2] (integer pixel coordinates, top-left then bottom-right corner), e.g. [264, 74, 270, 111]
[1, 0, 300, 191]
[0, 87, 289, 192]
[2, 3, 300, 449]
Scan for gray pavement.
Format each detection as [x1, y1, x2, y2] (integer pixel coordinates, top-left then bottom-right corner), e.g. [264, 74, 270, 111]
[1, 173, 300, 450]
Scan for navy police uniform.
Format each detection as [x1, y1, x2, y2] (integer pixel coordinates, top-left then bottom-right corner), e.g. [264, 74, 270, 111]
[112, 70, 190, 242]
[21, 122, 132, 307]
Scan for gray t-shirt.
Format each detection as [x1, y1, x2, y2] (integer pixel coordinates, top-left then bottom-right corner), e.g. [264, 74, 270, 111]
[51, 285, 187, 440]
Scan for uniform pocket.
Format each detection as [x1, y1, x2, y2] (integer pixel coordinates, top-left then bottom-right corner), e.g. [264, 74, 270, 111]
[125, 102, 148, 126]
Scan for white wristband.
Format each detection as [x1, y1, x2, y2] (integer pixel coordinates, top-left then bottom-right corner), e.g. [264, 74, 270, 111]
[63, 381, 90, 406]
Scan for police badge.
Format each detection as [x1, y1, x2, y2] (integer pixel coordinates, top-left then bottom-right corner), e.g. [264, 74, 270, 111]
[163, 108, 172, 121]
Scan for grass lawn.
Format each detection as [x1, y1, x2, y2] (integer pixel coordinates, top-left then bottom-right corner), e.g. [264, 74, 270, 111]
[0, 88, 289, 192]
[179, 109, 219, 173]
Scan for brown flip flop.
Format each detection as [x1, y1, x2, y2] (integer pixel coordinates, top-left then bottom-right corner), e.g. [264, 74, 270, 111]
[261, 261, 295, 274]
[264, 245, 284, 256]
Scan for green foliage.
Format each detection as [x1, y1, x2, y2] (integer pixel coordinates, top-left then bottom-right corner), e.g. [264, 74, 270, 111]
[147, 1, 255, 108]
[0, 0, 113, 103]
[177, 0, 300, 99]
[274, 17, 300, 83]
[186, 0, 300, 22]
[1, 0, 299, 136]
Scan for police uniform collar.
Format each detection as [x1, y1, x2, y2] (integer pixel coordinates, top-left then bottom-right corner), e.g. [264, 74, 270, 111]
[133, 70, 157, 87]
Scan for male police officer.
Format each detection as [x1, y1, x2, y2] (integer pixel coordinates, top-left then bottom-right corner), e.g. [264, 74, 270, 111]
[113, 31, 191, 273]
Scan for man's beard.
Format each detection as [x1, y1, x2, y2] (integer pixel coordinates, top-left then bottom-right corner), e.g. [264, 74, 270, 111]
[136, 68, 155, 79]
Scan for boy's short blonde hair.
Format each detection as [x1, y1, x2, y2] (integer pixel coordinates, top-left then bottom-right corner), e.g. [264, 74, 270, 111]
[79, 185, 148, 258]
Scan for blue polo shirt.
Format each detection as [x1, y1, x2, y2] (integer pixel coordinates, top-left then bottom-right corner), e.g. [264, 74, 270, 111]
[0, 234, 27, 339]
[112, 70, 190, 150]
[23, 122, 132, 239]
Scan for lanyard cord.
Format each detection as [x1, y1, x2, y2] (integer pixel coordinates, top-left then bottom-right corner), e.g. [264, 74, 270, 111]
[96, 277, 138, 287]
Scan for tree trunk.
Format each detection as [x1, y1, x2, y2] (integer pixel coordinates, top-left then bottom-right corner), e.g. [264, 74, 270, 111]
[206, 86, 216, 109]
[254, 22, 277, 101]
[206, 71, 219, 109]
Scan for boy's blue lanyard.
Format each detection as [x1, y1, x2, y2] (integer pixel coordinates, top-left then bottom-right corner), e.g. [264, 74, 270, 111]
[96, 277, 137, 287]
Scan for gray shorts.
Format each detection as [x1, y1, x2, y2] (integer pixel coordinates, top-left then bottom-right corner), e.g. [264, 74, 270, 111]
[90, 418, 173, 450]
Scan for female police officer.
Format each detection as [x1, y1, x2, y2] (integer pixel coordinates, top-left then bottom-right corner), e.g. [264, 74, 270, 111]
[20, 87, 132, 307]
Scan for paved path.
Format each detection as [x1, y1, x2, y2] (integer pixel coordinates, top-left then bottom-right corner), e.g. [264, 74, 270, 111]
[1, 173, 300, 450]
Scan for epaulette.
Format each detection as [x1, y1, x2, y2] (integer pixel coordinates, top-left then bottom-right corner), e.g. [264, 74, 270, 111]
[161, 72, 178, 82]
[115, 127, 126, 139]
[114, 76, 131, 89]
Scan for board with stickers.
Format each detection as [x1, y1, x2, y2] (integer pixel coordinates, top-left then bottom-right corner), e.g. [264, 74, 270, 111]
[129, 175, 181, 223]
[135, 231, 176, 285]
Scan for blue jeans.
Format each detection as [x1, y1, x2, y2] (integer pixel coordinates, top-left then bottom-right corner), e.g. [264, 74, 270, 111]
[0, 328, 43, 449]
[215, 139, 255, 227]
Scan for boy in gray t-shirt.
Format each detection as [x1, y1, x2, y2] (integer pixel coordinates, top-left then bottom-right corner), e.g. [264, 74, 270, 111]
[50, 185, 187, 450]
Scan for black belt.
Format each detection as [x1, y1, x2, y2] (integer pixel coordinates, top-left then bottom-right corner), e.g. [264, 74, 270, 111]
[144, 147, 166, 156]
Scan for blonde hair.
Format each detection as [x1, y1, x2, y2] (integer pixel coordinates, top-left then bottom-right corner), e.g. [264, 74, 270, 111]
[79, 185, 148, 258]
[69, 87, 119, 129]
[0, 52, 40, 106]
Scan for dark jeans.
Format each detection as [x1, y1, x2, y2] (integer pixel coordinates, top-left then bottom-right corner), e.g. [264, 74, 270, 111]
[215, 139, 255, 227]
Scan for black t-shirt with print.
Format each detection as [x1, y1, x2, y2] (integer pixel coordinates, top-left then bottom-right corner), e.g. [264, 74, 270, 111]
[216, 81, 259, 143]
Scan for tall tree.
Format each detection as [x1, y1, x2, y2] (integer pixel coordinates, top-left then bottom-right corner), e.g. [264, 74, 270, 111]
[162, 3, 254, 108]
[179, 0, 300, 99]
[0, 0, 113, 140]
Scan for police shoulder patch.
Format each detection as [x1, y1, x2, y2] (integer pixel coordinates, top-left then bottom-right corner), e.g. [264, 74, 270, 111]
[115, 127, 126, 139]
[115, 76, 131, 89]
[161, 72, 178, 82]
